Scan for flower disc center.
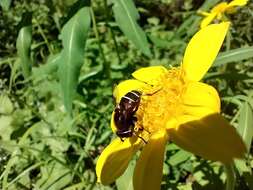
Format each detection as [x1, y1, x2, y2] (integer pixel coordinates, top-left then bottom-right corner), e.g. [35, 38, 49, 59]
[136, 68, 185, 134]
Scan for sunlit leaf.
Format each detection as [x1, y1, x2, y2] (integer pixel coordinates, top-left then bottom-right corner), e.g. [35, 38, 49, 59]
[168, 150, 192, 166]
[58, 7, 91, 114]
[116, 160, 135, 190]
[0, 116, 13, 141]
[112, 0, 151, 56]
[214, 46, 253, 67]
[0, 0, 11, 11]
[0, 95, 13, 114]
[16, 26, 32, 78]
[238, 102, 253, 152]
[234, 159, 251, 175]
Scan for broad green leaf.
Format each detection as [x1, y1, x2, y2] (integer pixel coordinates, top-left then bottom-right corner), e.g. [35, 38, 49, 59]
[58, 7, 91, 113]
[0, 95, 13, 114]
[112, 0, 151, 56]
[0, 116, 13, 141]
[0, 0, 11, 11]
[168, 150, 192, 166]
[116, 160, 135, 190]
[238, 102, 253, 152]
[16, 26, 32, 78]
[214, 46, 253, 67]
[178, 183, 193, 190]
[234, 159, 251, 175]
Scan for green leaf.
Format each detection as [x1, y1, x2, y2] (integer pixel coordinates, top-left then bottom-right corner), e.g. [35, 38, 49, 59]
[32, 53, 60, 82]
[16, 26, 32, 78]
[35, 162, 72, 190]
[44, 53, 61, 74]
[177, 0, 220, 37]
[0, 116, 13, 141]
[112, 0, 151, 56]
[116, 160, 135, 190]
[213, 46, 253, 67]
[204, 72, 250, 80]
[0, 94, 13, 115]
[168, 150, 192, 166]
[234, 159, 251, 175]
[58, 7, 91, 114]
[0, 0, 11, 11]
[237, 102, 253, 152]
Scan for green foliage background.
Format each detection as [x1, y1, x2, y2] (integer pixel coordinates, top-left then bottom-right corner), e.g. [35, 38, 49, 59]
[0, 0, 253, 189]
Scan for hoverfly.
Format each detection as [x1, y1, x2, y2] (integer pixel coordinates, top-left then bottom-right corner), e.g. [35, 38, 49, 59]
[113, 82, 161, 143]
[114, 90, 141, 138]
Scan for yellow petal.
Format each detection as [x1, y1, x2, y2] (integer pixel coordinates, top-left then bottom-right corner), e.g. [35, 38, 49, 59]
[181, 82, 220, 117]
[211, 2, 228, 13]
[197, 10, 211, 17]
[217, 12, 223, 20]
[226, 7, 237, 14]
[133, 131, 168, 190]
[168, 113, 246, 163]
[227, 0, 248, 7]
[113, 79, 145, 103]
[200, 13, 217, 28]
[132, 66, 168, 86]
[111, 111, 117, 133]
[96, 137, 142, 185]
[183, 22, 229, 82]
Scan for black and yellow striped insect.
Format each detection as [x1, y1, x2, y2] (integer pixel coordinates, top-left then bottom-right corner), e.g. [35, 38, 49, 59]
[114, 90, 141, 141]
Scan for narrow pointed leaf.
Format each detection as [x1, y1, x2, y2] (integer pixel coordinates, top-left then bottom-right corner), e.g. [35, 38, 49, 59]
[16, 26, 32, 78]
[58, 7, 91, 113]
[238, 102, 253, 152]
[112, 0, 151, 56]
[214, 46, 253, 67]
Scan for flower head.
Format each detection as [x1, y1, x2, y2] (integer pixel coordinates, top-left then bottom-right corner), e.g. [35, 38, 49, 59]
[199, 0, 248, 28]
[96, 22, 246, 190]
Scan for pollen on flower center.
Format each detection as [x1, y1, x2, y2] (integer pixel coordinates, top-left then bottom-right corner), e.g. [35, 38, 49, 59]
[136, 68, 186, 134]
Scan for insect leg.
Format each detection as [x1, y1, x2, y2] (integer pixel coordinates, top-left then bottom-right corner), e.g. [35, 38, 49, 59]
[138, 126, 151, 134]
[120, 138, 124, 142]
[137, 135, 147, 144]
[133, 132, 147, 144]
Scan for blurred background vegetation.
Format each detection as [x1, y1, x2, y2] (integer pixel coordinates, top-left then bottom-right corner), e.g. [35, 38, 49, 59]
[0, 0, 253, 189]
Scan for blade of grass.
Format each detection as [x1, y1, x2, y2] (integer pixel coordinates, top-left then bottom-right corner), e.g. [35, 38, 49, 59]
[238, 102, 253, 152]
[213, 46, 253, 67]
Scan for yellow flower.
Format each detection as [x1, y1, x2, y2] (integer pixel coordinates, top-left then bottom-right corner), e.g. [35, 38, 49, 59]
[199, 0, 248, 28]
[96, 22, 246, 190]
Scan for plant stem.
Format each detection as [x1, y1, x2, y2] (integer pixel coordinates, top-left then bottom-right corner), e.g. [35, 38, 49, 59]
[34, 18, 54, 54]
[90, 6, 110, 78]
[103, 0, 122, 65]
[225, 163, 236, 190]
